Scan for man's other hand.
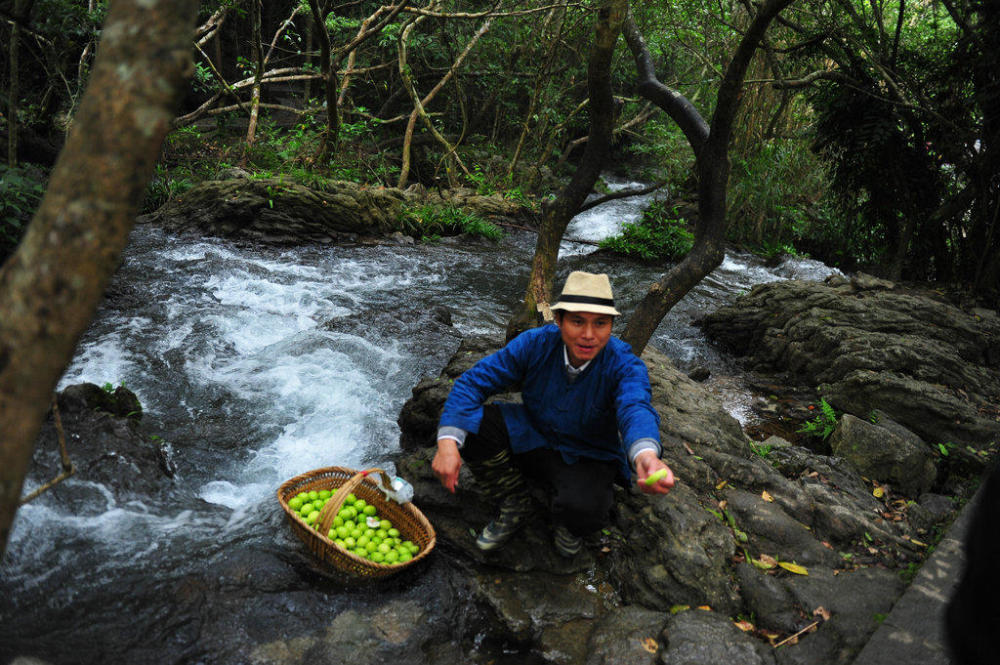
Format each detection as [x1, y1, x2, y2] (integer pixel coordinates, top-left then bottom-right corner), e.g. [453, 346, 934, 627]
[432, 438, 463, 493]
[635, 449, 675, 495]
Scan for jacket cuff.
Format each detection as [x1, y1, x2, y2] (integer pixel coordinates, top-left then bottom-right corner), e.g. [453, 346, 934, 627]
[437, 426, 468, 449]
[628, 438, 661, 469]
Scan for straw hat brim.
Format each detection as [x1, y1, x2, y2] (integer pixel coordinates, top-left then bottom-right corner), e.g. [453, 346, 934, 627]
[550, 300, 620, 316]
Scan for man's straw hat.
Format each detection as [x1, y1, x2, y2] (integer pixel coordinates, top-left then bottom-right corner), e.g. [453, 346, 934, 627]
[550, 271, 620, 316]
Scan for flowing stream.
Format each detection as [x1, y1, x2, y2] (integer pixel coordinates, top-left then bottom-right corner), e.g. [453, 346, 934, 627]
[0, 179, 841, 663]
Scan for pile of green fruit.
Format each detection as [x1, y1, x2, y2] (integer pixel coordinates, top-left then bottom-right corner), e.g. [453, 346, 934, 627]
[287, 488, 420, 565]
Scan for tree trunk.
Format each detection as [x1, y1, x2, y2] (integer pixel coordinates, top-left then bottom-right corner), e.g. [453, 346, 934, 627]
[242, 0, 265, 163]
[307, 0, 340, 160]
[506, 0, 626, 340]
[7, 0, 35, 167]
[0, 0, 199, 559]
[621, 0, 795, 354]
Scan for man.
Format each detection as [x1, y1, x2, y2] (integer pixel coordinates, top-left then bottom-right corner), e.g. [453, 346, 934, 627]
[432, 271, 675, 557]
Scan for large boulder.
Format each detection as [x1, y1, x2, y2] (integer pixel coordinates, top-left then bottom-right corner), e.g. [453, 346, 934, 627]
[698, 276, 1000, 452]
[28, 383, 174, 508]
[140, 178, 533, 245]
[828, 414, 937, 496]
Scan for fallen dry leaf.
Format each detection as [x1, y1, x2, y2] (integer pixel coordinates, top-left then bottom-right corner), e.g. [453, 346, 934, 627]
[641, 637, 658, 654]
[760, 553, 779, 567]
[761, 490, 774, 502]
[821, 541, 833, 549]
[734, 620, 754, 632]
[697, 605, 712, 611]
[717, 480, 729, 490]
[778, 561, 809, 575]
[814, 607, 831, 621]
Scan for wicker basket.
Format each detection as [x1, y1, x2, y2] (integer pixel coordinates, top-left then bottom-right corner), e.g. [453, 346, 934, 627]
[277, 466, 436, 578]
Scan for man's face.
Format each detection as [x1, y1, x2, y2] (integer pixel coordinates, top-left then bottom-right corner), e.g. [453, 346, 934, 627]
[556, 311, 613, 367]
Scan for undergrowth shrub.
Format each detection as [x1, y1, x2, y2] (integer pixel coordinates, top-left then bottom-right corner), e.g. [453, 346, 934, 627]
[598, 200, 694, 260]
[398, 204, 503, 241]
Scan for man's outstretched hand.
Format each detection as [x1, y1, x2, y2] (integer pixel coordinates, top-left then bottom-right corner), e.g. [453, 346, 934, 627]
[635, 449, 675, 495]
[432, 438, 463, 493]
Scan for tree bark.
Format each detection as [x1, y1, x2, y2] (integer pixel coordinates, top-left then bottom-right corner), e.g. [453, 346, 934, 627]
[307, 0, 341, 159]
[242, 0, 265, 163]
[622, 0, 796, 354]
[0, 0, 199, 559]
[7, 0, 35, 167]
[506, 0, 626, 340]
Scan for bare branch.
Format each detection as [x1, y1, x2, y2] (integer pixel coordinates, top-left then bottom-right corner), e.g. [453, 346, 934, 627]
[577, 180, 668, 214]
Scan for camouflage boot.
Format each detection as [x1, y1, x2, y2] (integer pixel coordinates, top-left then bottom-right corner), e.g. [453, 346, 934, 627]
[468, 449, 533, 551]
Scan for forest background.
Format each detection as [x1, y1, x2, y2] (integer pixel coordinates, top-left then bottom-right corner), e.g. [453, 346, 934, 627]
[3, 0, 998, 295]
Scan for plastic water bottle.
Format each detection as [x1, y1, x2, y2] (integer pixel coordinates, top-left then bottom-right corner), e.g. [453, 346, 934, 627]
[373, 465, 414, 503]
[390, 476, 414, 504]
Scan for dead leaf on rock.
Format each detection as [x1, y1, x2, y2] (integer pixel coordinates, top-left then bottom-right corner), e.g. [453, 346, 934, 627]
[716, 480, 729, 490]
[778, 561, 809, 575]
[761, 490, 774, 502]
[697, 605, 712, 611]
[814, 607, 831, 621]
[760, 553, 779, 567]
[641, 637, 658, 654]
[734, 620, 754, 632]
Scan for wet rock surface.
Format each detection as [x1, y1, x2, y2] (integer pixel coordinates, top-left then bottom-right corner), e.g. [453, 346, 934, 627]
[698, 275, 1000, 454]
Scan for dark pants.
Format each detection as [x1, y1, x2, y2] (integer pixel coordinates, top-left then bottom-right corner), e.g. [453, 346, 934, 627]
[464, 405, 618, 536]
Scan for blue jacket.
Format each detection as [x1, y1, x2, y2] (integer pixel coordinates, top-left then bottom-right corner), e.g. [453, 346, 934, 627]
[439, 325, 661, 482]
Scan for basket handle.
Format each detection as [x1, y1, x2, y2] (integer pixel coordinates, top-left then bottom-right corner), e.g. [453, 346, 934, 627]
[317, 467, 393, 537]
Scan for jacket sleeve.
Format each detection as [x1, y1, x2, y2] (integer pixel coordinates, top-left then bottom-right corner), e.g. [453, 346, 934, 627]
[438, 330, 535, 434]
[612, 351, 661, 449]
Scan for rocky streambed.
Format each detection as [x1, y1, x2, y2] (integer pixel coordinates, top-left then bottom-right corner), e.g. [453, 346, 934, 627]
[5, 176, 999, 664]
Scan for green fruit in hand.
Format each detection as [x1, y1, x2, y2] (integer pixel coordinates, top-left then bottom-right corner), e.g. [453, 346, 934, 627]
[645, 469, 668, 486]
